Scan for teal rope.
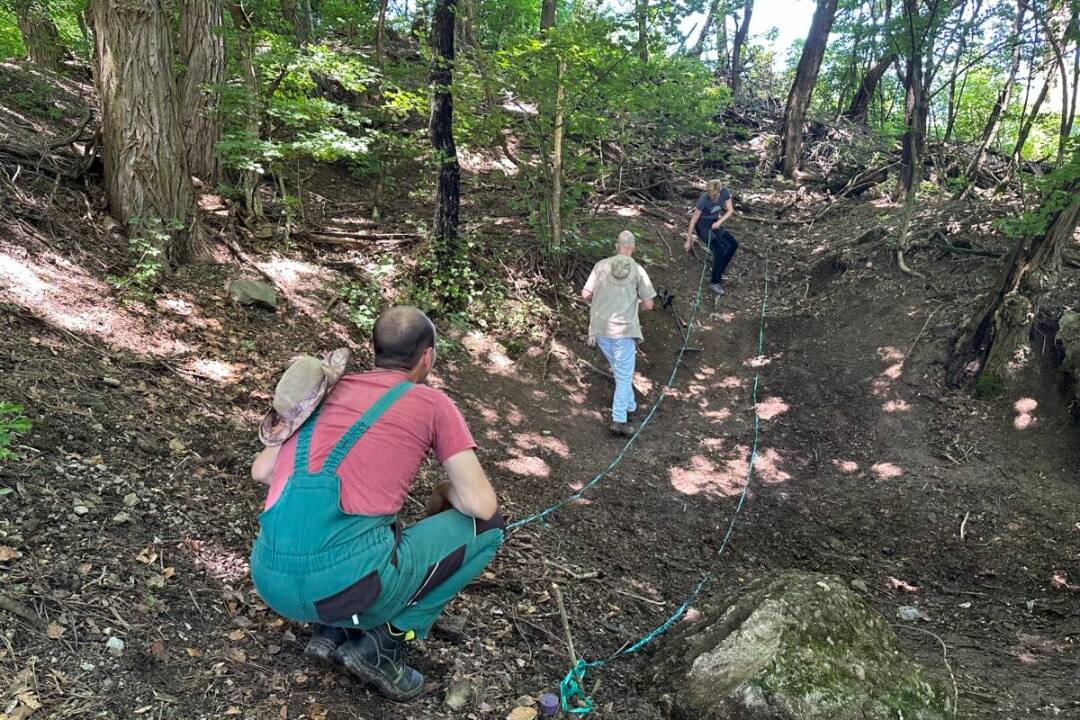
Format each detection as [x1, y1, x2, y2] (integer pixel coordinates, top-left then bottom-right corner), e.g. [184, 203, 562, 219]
[507, 255, 710, 531]
[558, 251, 770, 714]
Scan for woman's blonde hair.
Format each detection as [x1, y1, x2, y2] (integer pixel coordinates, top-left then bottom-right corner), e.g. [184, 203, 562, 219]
[706, 179, 723, 193]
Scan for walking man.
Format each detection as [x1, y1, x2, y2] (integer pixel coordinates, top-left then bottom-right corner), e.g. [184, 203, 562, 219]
[249, 306, 504, 701]
[684, 178, 737, 295]
[582, 230, 657, 437]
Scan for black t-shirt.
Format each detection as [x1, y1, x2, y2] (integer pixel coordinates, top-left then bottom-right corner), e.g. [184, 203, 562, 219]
[696, 189, 731, 221]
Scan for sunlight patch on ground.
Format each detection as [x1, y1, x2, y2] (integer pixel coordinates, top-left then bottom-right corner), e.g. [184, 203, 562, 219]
[633, 373, 654, 396]
[0, 246, 193, 356]
[459, 145, 518, 175]
[514, 432, 570, 458]
[1013, 397, 1038, 430]
[496, 455, 550, 478]
[613, 205, 641, 217]
[871, 462, 903, 479]
[718, 375, 744, 389]
[461, 331, 517, 377]
[833, 459, 860, 473]
[877, 346, 905, 361]
[669, 454, 747, 497]
[694, 367, 717, 380]
[755, 396, 789, 420]
[715, 312, 736, 323]
[182, 358, 244, 383]
[883, 399, 910, 413]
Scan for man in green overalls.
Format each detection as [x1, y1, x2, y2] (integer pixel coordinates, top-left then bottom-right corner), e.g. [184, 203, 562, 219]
[249, 306, 504, 701]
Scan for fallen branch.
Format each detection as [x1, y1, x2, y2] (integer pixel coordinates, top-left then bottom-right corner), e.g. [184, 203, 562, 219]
[0, 593, 48, 630]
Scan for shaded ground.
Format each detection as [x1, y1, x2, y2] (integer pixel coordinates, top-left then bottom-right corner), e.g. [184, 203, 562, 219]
[2, 66, 1079, 720]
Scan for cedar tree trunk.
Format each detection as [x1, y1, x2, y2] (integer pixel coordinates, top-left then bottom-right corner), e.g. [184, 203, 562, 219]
[88, 0, 197, 265]
[179, 0, 226, 182]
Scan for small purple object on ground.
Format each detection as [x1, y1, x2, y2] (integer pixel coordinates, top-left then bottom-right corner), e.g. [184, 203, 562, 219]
[538, 693, 559, 716]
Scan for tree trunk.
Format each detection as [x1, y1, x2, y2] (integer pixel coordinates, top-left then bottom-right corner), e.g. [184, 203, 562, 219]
[895, 51, 927, 201]
[1011, 59, 1057, 164]
[844, 51, 896, 122]
[961, 0, 1025, 188]
[688, 0, 718, 58]
[88, 0, 197, 265]
[636, 0, 649, 63]
[1038, 10, 1070, 166]
[455, 0, 477, 53]
[429, 0, 460, 263]
[15, 1, 65, 71]
[716, 11, 729, 80]
[1067, 28, 1079, 140]
[540, 0, 555, 31]
[281, 0, 315, 45]
[227, 2, 264, 220]
[729, 0, 754, 95]
[412, 0, 430, 38]
[779, 0, 838, 177]
[376, 0, 389, 65]
[946, 152, 1080, 388]
[179, 0, 225, 182]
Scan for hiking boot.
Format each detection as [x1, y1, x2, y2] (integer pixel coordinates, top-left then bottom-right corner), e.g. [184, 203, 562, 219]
[709, 283, 726, 296]
[334, 624, 425, 701]
[609, 421, 635, 437]
[303, 624, 349, 666]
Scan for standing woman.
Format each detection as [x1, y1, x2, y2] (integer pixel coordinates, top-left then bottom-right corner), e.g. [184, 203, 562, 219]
[684, 178, 737, 296]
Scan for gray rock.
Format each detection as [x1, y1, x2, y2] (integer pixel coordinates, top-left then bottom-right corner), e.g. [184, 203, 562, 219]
[650, 570, 954, 720]
[1057, 311, 1080, 407]
[228, 279, 278, 311]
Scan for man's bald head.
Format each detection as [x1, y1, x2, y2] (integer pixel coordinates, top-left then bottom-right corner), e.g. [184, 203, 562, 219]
[373, 306, 436, 370]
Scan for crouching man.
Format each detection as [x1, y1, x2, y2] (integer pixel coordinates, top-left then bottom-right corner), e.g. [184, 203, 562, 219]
[249, 306, 504, 701]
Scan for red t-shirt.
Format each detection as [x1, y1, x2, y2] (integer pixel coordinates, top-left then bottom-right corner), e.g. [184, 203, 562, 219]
[265, 369, 476, 516]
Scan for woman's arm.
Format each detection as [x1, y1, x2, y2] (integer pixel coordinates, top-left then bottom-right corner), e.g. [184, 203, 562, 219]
[684, 208, 702, 251]
[711, 198, 735, 229]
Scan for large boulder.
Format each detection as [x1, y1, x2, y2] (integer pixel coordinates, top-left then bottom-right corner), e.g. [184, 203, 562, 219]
[1057, 311, 1080, 411]
[649, 570, 954, 720]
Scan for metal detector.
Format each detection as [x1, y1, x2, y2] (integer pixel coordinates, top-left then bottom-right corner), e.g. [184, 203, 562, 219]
[656, 288, 702, 352]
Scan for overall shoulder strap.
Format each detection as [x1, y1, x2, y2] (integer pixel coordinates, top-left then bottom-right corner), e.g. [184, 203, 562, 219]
[319, 380, 414, 475]
[292, 405, 324, 476]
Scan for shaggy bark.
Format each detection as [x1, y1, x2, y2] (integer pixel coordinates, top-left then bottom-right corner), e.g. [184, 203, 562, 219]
[946, 161, 1080, 388]
[88, 0, 197, 265]
[179, 0, 226, 182]
[636, 0, 649, 63]
[779, 0, 838, 177]
[280, 0, 314, 45]
[430, 0, 460, 260]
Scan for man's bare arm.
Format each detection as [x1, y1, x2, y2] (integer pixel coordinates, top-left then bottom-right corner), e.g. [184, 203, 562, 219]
[251, 445, 280, 485]
[438, 449, 498, 520]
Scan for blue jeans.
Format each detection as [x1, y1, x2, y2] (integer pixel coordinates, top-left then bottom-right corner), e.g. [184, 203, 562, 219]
[595, 336, 637, 423]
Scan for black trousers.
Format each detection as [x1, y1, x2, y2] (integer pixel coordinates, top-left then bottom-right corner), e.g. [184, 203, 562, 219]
[695, 219, 738, 284]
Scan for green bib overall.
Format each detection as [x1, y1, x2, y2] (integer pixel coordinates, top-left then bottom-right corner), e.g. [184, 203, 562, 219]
[250, 380, 505, 637]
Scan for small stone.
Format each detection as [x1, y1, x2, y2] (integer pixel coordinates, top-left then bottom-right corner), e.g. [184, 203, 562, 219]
[123, 493, 139, 507]
[507, 707, 537, 720]
[106, 636, 124, 656]
[850, 579, 869, 593]
[80, 662, 96, 671]
[73, 504, 90, 516]
[897, 605, 928, 621]
[228, 279, 278, 311]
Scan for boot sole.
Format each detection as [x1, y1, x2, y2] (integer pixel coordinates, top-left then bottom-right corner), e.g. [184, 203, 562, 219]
[335, 648, 425, 702]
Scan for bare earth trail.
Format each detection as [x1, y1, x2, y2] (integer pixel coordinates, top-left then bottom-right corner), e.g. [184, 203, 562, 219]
[2, 190, 1078, 720]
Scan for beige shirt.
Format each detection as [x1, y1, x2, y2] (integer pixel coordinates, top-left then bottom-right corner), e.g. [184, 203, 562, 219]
[583, 255, 657, 342]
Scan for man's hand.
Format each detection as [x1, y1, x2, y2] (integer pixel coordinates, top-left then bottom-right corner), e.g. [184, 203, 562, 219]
[425, 482, 453, 517]
[683, 234, 694, 253]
